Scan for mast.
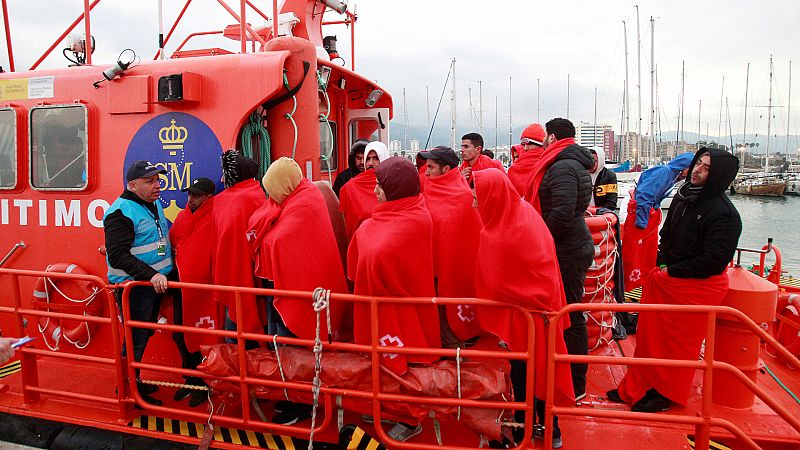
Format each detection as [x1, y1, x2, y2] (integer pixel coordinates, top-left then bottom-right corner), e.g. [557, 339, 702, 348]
[767, 55, 774, 172]
[402, 87, 408, 151]
[680, 61, 685, 143]
[508, 75, 513, 147]
[567, 74, 570, 119]
[635, 5, 642, 165]
[623, 20, 631, 164]
[788, 60, 792, 154]
[495, 95, 499, 148]
[743, 62, 749, 163]
[649, 16, 655, 164]
[594, 87, 598, 148]
[698, 99, 701, 144]
[426, 85, 430, 135]
[478, 80, 484, 135]
[449, 58, 456, 149]
[537, 78, 541, 123]
[718, 76, 725, 139]
[620, 84, 625, 160]
[727, 97, 734, 151]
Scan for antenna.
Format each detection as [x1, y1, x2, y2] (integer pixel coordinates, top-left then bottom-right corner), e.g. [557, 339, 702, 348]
[635, 5, 642, 165]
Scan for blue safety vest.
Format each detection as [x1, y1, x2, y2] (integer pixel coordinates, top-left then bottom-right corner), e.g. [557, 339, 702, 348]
[104, 198, 173, 283]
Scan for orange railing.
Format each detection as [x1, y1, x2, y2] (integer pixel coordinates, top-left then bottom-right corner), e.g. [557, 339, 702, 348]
[3, 269, 800, 449]
[119, 280, 540, 449]
[545, 302, 800, 450]
[0, 268, 127, 415]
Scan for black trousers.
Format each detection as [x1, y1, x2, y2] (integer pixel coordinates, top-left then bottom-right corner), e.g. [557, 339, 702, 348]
[509, 359, 560, 440]
[115, 285, 161, 368]
[557, 247, 593, 396]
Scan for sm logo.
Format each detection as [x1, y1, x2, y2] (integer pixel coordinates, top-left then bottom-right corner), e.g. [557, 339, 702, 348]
[124, 113, 223, 222]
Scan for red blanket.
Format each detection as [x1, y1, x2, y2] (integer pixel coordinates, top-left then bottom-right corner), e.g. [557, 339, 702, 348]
[523, 137, 575, 212]
[473, 169, 574, 405]
[212, 179, 266, 333]
[507, 148, 543, 197]
[339, 169, 378, 239]
[621, 196, 662, 291]
[422, 169, 483, 340]
[169, 199, 224, 350]
[347, 195, 440, 375]
[247, 179, 349, 340]
[617, 268, 729, 405]
[460, 154, 505, 184]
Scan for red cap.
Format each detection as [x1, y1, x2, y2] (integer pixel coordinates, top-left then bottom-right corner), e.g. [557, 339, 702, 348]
[520, 123, 545, 146]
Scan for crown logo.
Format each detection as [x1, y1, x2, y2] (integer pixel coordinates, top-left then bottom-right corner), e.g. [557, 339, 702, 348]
[159, 119, 188, 156]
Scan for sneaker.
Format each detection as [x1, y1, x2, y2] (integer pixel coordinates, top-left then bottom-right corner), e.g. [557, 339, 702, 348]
[533, 425, 563, 449]
[272, 403, 312, 425]
[174, 386, 192, 401]
[361, 414, 393, 425]
[575, 392, 587, 403]
[631, 389, 671, 413]
[136, 390, 163, 407]
[274, 400, 293, 413]
[387, 423, 422, 442]
[137, 381, 159, 395]
[605, 388, 624, 403]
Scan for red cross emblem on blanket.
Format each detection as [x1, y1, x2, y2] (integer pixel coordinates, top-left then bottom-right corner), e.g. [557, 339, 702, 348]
[378, 334, 405, 359]
[457, 304, 476, 323]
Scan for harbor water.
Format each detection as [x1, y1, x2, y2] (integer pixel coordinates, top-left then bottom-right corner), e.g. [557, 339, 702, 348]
[730, 193, 800, 277]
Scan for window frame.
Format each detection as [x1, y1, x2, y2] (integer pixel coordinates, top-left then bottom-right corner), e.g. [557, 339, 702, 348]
[29, 103, 90, 192]
[320, 119, 338, 173]
[0, 107, 18, 190]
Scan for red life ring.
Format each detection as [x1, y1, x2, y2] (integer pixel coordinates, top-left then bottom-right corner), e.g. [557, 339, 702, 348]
[776, 293, 800, 359]
[33, 263, 102, 351]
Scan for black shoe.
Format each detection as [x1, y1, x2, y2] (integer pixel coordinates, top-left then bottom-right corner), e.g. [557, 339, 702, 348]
[606, 389, 624, 403]
[274, 400, 293, 413]
[137, 391, 163, 407]
[272, 403, 312, 425]
[631, 389, 671, 413]
[174, 377, 205, 401]
[137, 381, 159, 395]
[188, 390, 208, 408]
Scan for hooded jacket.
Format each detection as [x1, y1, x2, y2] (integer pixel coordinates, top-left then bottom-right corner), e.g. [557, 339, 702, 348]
[338, 141, 391, 238]
[589, 147, 619, 210]
[633, 152, 694, 228]
[332, 142, 367, 196]
[535, 142, 594, 255]
[657, 148, 742, 278]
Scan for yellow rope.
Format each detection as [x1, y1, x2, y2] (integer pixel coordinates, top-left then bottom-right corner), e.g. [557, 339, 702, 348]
[139, 379, 209, 391]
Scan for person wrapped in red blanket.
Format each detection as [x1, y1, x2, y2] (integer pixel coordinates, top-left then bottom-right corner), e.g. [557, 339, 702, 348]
[608, 148, 742, 412]
[473, 168, 574, 448]
[248, 157, 349, 341]
[347, 156, 441, 441]
[213, 150, 266, 334]
[508, 123, 546, 196]
[169, 177, 223, 406]
[459, 132, 504, 184]
[419, 146, 483, 343]
[339, 141, 390, 239]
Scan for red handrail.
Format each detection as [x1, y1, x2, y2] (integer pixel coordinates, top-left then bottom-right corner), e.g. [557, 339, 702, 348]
[545, 302, 800, 450]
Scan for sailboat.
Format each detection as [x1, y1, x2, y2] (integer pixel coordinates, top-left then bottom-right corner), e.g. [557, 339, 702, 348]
[733, 55, 788, 196]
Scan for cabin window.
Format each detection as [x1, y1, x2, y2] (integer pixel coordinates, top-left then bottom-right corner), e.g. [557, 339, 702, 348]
[349, 119, 380, 147]
[30, 105, 88, 190]
[320, 120, 337, 172]
[0, 109, 16, 189]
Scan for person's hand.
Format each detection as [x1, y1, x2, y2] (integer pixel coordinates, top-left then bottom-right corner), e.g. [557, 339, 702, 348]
[150, 273, 168, 294]
[461, 166, 471, 179]
[0, 337, 18, 365]
[661, 266, 668, 273]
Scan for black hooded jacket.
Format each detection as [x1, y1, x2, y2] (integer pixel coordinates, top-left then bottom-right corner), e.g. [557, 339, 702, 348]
[658, 148, 742, 278]
[538, 143, 595, 255]
[333, 141, 367, 197]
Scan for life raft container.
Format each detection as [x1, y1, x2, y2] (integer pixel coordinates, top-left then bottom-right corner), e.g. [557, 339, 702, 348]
[33, 263, 103, 351]
[775, 292, 800, 361]
[583, 211, 619, 350]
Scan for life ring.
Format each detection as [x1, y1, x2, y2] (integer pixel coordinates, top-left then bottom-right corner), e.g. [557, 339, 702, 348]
[33, 263, 102, 351]
[775, 293, 800, 359]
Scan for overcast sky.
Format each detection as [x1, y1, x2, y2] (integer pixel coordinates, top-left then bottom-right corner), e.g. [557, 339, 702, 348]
[2, 0, 798, 144]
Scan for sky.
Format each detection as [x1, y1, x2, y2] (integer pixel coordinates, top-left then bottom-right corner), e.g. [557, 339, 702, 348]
[2, 0, 798, 147]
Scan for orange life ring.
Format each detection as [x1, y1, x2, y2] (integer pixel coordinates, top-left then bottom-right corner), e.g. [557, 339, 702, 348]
[33, 263, 102, 351]
[776, 293, 800, 359]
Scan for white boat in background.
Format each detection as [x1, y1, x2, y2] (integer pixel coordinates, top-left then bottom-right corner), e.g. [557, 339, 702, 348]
[786, 174, 799, 195]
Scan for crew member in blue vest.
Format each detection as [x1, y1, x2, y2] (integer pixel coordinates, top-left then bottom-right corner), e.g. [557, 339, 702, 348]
[104, 160, 173, 407]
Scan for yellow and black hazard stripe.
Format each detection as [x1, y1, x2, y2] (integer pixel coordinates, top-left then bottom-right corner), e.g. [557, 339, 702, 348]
[686, 435, 732, 450]
[781, 277, 800, 288]
[624, 287, 643, 303]
[129, 415, 299, 449]
[340, 425, 386, 450]
[0, 360, 21, 379]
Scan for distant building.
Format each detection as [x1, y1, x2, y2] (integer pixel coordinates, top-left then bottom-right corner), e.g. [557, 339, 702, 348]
[410, 139, 419, 152]
[658, 141, 697, 162]
[616, 132, 652, 165]
[389, 140, 401, 152]
[576, 123, 612, 150]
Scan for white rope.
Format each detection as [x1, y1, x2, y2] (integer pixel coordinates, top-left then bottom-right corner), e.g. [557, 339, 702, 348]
[272, 334, 290, 401]
[39, 270, 100, 350]
[456, 347, 462, 421]
[308, 287, 330, 450]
